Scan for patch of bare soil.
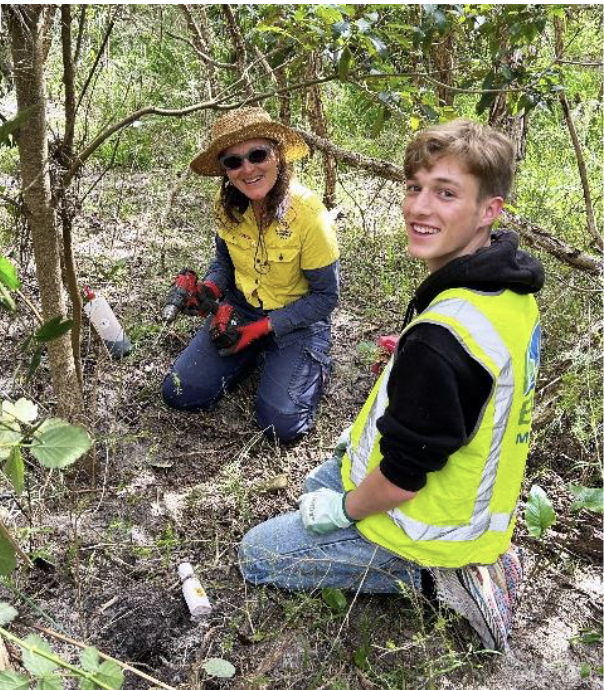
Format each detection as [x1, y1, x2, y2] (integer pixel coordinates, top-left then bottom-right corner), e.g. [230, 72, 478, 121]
[0, 173, 602, 689]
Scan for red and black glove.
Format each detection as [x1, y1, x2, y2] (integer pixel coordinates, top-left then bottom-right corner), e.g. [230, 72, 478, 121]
[210, 305, 270, 356]
[183, 280, 222, 317]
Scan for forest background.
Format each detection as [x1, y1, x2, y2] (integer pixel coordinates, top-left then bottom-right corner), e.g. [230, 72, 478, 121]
[0, 4, 602, 690]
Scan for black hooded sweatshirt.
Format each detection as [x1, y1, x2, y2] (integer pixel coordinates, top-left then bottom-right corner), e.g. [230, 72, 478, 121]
[377, 231, 545, 492]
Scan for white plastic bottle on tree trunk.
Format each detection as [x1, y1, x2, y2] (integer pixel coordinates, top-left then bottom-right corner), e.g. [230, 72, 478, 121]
[83, 287, 132, 358]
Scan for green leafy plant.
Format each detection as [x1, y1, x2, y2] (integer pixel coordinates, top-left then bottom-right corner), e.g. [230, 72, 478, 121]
[524, 484, 556, 538]
[202, 657, 236, 679]
[0, 605, 124, 689]
[321, 587, 348, 614]
[1, 254, 74, 381]
[0, 397, 92, 575]
[568, 484, 603, 513]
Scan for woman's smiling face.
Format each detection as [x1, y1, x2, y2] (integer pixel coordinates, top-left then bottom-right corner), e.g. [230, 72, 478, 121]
[222, 138, 279, 204]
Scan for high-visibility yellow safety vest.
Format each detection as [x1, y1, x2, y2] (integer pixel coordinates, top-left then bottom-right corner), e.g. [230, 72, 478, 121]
[341, 287, 541, 568]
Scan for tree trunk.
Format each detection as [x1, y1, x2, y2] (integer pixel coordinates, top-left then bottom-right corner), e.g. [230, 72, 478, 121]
[554, 16, 602, 251]
[222, 5, 254, 98]
[305, 52, 337, 209]
[9, 6, 83, 420]
[488, 29, 529, 165]
[430, 31, 455, 107]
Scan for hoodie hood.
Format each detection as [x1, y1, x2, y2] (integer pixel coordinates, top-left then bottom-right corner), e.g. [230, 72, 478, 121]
[412, 230, 545, 315]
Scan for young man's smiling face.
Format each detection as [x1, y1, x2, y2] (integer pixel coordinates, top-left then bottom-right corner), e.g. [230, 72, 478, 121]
[403, 156, 504, 273]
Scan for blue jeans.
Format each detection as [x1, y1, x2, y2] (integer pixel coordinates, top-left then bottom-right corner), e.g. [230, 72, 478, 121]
[239, 458, 423, 593]
[162, 305, 331, 443]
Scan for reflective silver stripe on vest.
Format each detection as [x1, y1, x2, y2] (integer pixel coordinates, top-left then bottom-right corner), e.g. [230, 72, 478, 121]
[350, 297, 515, 542]
[348, 357, 394, 487]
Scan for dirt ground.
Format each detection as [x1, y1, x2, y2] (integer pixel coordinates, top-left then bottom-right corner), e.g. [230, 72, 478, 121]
[0, 172, 602, 689]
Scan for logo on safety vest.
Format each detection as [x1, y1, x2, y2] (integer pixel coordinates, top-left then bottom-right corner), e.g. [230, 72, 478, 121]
[524, 322, 541, 395]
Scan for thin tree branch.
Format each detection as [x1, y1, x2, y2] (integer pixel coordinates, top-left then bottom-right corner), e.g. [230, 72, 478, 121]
[295, 128, 406, 182]
[16, 289, 43, 324]
[222, 4, 254, 96]
[0, 518, 34, 568]
[73, 4, 87, 68]
[556, 58, 603, 67]
[165, 29, 235, 70]
[60, 5, 76, 156]
[178, 5, 235, 70]
[501, 210, 601, 274]
[64, 72, 344, 188]
[554, 17, 602, 251]
[75, 6, 119, 115]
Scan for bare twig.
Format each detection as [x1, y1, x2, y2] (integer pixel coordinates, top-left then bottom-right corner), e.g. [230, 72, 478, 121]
[0, 518, 34, 568]
[178, 5, 235, 70]
[75, 7, 120, 115]
[16, 289, 43, 324]
[502, 210, 602, 274]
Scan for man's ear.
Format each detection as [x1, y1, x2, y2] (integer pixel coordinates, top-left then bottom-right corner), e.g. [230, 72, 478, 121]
[480, 196, 504, 227]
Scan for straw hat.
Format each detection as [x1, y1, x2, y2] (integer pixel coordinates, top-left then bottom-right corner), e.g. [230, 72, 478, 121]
[190, 106, 309, 176]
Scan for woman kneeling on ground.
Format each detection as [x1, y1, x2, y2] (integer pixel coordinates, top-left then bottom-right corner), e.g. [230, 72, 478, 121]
[162, 107, 339, 443]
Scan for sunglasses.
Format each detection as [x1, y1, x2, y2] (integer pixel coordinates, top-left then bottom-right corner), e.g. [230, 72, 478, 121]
[219, 146, 274, 171]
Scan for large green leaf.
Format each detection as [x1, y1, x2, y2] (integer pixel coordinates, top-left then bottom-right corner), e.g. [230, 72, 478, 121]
[202, 658, 236, 679]
[0, 285, 16, 313]
[338, 46, 353, 81]
[30, 419, 92, 469]
[35, 317, 74, 344]
[0, 602, 18, 626]
[0, 534, 17, 576]
[0, 106, 38, 146]
[21, 634, 58, 676]
[80, 647, 101, 673]
[5, 447, 24, 495]
[0, 256, 19, 291]
[569, 485, 603, 514]
[525, 484, 556, 538]
[0, 671, 30, 690]
[36, 674, 64, 690]
[26, 346, 44, 384]
[93, 660, 124, 690]
[3, 399, 38, 424]
[0, 424, 21, 462]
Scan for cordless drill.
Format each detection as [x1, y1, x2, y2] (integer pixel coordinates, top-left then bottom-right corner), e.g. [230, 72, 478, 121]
[162, 269, 211, 322]
[162, 268, 244, 350]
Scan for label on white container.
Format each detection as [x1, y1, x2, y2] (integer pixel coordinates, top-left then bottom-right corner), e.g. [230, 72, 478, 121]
[178, 562, 212, 617]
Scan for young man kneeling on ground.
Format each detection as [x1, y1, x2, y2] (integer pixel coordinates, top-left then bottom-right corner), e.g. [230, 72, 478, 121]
[238, 119, 545, 651]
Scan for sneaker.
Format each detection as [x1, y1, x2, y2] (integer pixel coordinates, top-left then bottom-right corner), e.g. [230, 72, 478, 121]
[432, 545, 524, 651]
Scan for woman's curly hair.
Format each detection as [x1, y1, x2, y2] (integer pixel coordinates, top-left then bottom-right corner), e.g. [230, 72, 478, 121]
[219, 142, 292, 229]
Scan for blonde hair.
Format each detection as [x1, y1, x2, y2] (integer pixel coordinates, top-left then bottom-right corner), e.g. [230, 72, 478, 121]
[404, 119, 515, 200]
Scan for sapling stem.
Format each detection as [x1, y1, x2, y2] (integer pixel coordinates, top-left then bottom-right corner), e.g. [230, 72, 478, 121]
[0, 626, 116, 690]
